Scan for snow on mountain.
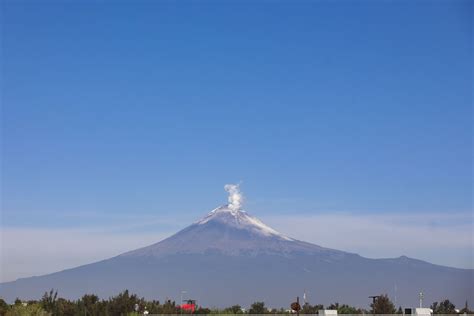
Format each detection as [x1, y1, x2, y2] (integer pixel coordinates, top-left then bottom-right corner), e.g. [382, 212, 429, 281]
[120, 202, 341, 258]
[196, 205, 293, 241]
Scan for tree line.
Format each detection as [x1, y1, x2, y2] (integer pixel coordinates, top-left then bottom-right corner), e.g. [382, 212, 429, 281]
[0, 290, 471, 316]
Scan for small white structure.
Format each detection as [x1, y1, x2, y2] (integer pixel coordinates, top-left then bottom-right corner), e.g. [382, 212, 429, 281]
[405, 308, 433, 316]
[319, 310, 338, 316]
[414, 308, 433, 316]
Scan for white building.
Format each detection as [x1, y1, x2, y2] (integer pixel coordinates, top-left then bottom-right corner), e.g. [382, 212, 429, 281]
[319, 310, 338, 316]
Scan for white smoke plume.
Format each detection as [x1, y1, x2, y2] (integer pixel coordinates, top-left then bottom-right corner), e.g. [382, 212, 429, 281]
[224, 184, 243, 211]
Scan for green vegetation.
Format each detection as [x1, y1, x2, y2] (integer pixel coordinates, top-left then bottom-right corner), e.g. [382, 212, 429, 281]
[248, 302, 266, 314]
[370, 294, 396, 314]
[430, 300, 457, 314]
[0, 290, 470, 316]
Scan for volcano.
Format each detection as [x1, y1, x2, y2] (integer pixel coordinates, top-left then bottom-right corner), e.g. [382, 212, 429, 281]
[120, 205, 343, 259]
[1, 186, 472, 307]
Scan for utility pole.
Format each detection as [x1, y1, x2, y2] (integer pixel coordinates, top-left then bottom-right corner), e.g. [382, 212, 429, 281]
[297, 296, 300, 316]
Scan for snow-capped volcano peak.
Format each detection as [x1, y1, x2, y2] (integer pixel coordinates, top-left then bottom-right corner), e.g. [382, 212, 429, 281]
[192, 184, 293, 241]
[196, 204, 293, 241]
[196, 205, 243, 223]
[120, 185, 338, 258]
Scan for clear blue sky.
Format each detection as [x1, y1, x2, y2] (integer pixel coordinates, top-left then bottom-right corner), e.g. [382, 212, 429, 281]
[2, 1, 472, 228]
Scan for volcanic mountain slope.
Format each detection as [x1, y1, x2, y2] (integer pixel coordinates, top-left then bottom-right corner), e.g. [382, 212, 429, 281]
[120, 206, 347, 258]
[1, 202, 472, 307]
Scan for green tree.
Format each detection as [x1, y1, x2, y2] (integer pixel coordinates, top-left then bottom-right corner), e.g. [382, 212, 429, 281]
[143, 300, 161, 314]
[223, 305, 243, 314]
[54, 298, 76, 316]
[371, 294, 396, 314]
[107, 290, 143, 316]
[0, 299, 10, 316]
[337, 304, 360, 314]
[161, 299, 178, 314]
[301, 303, 323, 314]
[431, 300, 456, 314]
[249, 302, 267, 314]
[460, 301, 471, 314]
[40, 289, 58, 314]
[78, 294, 101, 316]
[195, 307, 212, 314]
[328, 303, 339, 310]
[6, 303, 49, 316]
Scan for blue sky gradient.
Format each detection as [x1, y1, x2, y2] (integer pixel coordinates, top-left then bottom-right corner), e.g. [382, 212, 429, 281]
[1, 1, 473, 277]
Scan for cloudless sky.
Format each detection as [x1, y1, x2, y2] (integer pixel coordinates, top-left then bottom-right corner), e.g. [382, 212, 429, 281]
[2, 1, 472, 231]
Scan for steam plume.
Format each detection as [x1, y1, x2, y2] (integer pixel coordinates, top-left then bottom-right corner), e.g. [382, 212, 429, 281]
[224, 184, 243, 211]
